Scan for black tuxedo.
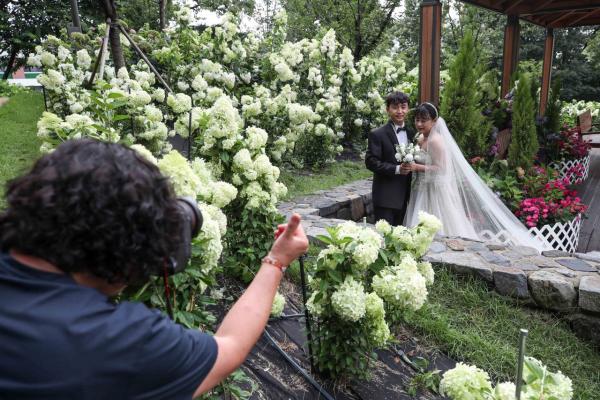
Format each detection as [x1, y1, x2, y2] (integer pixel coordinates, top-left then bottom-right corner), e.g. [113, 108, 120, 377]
[365, 121, 415, 225]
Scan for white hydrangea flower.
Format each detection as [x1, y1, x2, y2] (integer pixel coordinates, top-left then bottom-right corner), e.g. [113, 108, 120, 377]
[417, 261, 435, 286]
[245, 126, 268, 150]
[157, 151, 202, 197]
[375, 220, 392, 235]
[144, 105, 163, 122]
[331, 277, 366, 322]
[306, 291, 325, 316]
[354, 118, 363, 127]
[439, 363, 493, 400]
[274, 62, 295, 82]
[494, 382, 517, 400]
[370, 317, 391, 347]
[365, 292, 385, 321]
[27, 53, 42, 67]
[167, 93, 192, 114]
[37, 112, 62, 138]
[130, 144, 158, 165]
[57, 46, 71, 62]
[372, 264, 427, 311]
[130, 90, 152, 107]
[210, 181, 238, 208]
[270, 292, 286, 317]
[76, 49, 91, 69]
[418, 211, 443, 235]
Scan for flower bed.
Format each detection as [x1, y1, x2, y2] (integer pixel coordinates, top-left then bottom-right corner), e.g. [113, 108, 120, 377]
[474, 160, 587, 252]
[545, 126, 592, 184]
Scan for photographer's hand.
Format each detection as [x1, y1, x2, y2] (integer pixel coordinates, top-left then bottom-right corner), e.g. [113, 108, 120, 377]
[194, 214, 308, 396]
[269, 213, 309, 267]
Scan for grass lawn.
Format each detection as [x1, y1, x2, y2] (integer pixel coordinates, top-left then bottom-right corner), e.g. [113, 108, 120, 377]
[0, 91, 43, 208]
[279, 160, 371, 200]
[405, 267, 600, 399]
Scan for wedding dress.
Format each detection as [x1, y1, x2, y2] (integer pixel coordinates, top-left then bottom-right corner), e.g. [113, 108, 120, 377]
[404, 117, 549, 251]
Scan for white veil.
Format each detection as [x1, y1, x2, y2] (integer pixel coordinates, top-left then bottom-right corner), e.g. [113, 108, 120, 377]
[423, 117, 549, 251]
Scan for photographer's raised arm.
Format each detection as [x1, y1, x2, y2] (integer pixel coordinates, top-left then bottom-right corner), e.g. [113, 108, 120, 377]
[194, 214, 309, 396]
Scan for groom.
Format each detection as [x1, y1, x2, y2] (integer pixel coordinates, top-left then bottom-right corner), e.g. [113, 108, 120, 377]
[365, 92, 415, 226]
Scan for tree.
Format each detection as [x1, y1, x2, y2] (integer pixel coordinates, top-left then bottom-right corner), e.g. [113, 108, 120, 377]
[1, 0, 76, 79]
[283, 0, 402, 61]
[508, 73, 539, 169]
[394, 0, 420, 70]
[440, 30, 491, 158]
[101, 0, 126, 71]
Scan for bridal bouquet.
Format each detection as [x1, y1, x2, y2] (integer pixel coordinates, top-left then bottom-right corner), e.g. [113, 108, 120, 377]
[395, 142, 421, 163]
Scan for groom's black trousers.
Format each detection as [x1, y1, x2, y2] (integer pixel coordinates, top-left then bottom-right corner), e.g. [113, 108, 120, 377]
[374, 205, 408, 227]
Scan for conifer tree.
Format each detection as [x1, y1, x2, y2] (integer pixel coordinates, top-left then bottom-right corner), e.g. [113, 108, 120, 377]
[508, 73, 539, 169]
[440, 30, 491, 158]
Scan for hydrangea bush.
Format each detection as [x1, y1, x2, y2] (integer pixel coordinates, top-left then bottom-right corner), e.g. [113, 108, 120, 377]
[440, 357, 573, 400]
[307, 212, 441, 379]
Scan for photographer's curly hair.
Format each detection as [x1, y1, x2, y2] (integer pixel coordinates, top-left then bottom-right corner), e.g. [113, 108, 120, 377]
[0, 139, 183, 285]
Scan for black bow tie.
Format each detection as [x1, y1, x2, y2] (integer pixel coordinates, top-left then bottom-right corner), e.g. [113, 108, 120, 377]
[396, 127, 406, 134]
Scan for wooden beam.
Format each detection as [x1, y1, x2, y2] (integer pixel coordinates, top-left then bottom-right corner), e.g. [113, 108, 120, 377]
[520, 2, 600, 16]
[562, 8, 600, 27]
[501, 15, 520, 96]
[503, 0, 526, 15]
[418, 0, 442, 105]
[548, 10, 576, 26]
[539, 28, 554, 116]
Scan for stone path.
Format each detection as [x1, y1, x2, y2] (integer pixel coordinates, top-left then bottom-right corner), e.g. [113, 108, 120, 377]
[277, 179, 600, 345]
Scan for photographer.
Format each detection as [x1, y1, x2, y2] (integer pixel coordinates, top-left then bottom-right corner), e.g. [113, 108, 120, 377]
[0, 139, 309, 399]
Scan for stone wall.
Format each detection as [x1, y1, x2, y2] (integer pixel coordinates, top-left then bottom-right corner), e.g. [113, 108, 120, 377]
[277, 179, 600, 345]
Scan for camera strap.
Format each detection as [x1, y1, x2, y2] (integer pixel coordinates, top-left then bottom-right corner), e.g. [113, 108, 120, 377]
[162, 259, 174, 320]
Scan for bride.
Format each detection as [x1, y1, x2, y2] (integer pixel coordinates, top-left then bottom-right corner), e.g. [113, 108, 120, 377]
[400, 102, 548, 251]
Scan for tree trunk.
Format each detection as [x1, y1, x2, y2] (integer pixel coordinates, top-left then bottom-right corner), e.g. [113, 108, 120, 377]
[101, 0, 126, 71]
[2, 46, 18, 80]
[159, 0, 166, 30]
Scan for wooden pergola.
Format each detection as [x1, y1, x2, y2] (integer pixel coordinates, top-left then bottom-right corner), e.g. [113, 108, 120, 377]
[418, 0, 600, 114]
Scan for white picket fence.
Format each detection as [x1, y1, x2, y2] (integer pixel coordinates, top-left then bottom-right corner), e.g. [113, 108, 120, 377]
[549, 153, 592, 185]
[528, 214, 582, 253]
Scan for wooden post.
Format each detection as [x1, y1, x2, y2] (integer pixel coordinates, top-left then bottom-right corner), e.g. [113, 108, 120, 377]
[501, 15, 520, 97]
[418, 0, 442, 106]
[539, 28, 554, 116]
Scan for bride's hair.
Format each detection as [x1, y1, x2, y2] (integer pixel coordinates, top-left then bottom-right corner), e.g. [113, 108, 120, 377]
[415, 102, 438, 120]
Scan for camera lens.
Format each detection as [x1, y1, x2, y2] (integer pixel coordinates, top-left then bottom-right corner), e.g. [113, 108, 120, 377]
[176, 197, 203, 237]
[161, 197, 203, 275]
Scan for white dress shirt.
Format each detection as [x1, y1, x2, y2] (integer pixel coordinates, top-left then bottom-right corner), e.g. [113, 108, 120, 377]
[393, 123, 408, 174]
[394, 123, 408, 145]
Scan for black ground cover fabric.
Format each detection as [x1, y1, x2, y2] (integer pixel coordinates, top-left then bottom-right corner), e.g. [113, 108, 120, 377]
[238, 291, 454, 400]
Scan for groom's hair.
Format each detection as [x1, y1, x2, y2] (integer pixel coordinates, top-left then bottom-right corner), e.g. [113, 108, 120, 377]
[385, 92, 409, 108]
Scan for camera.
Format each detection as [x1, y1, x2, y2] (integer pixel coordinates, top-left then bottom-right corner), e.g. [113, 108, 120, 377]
[164, 197, 203, 275]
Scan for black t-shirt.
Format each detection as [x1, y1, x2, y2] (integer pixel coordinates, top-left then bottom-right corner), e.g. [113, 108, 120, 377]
[0, 252, 218, 399]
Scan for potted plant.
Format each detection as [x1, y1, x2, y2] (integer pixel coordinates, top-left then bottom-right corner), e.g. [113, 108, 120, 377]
[545, 126, 592, 184]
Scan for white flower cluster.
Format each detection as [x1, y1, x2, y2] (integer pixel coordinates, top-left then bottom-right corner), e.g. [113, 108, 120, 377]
[336, 221, 382, 270]
[395, 142, 422, 164]
[372, 255, 428, 311]
[330, 277, 366, 322]
[440, 357, 573, 400]
[365, 292, 390, 346]
[439, 363, 493, 400]
[377, 212, 442, 261]
[270, 292, 286, 317]
[521, 357, 573, 400]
